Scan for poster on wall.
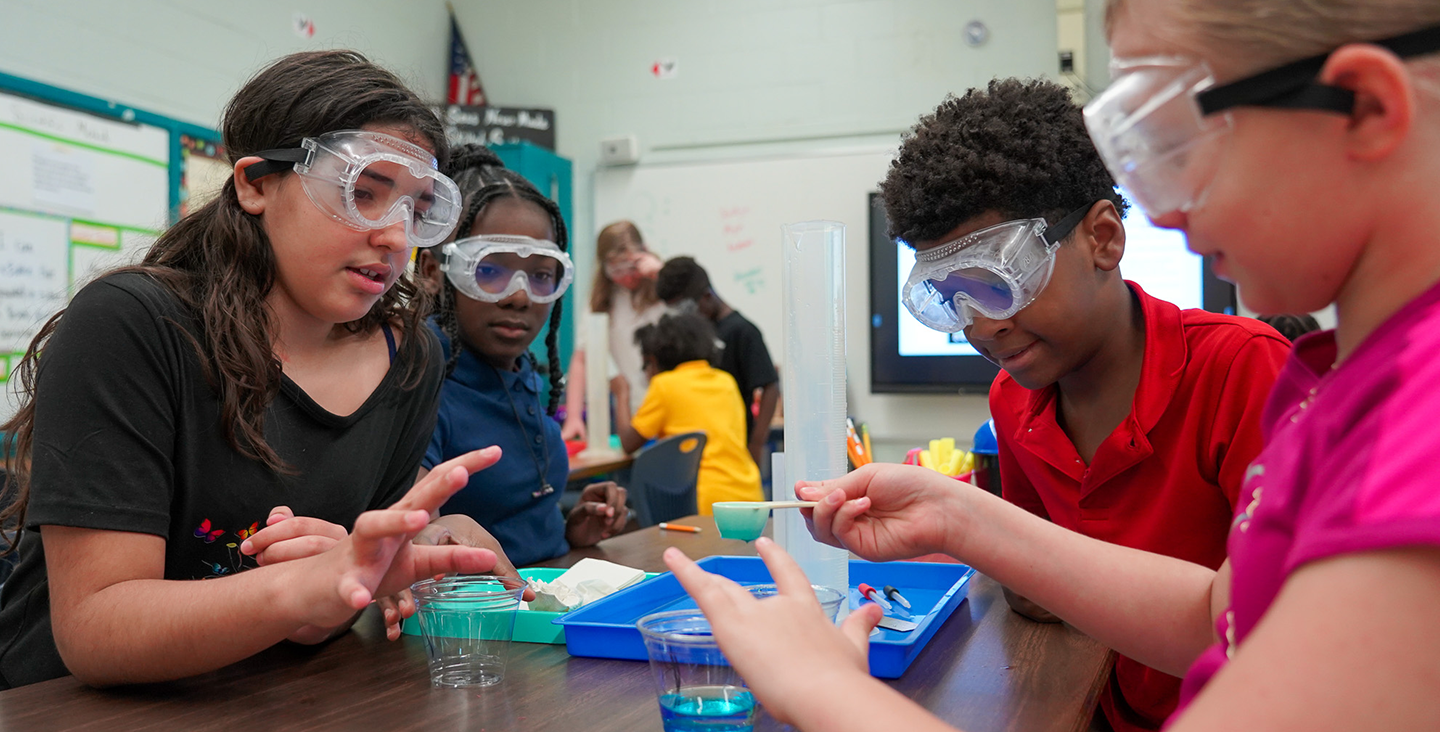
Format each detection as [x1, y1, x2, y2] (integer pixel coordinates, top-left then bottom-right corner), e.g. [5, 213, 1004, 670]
[180, 135, 229, 218]
[443, 105, 555, 150]
[0, 90, 169, 407]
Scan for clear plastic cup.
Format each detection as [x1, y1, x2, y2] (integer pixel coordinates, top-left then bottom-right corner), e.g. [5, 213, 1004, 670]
[637, 610, 758, 732]
[411, 575, 526, 688]
[744, 584, 846, 621]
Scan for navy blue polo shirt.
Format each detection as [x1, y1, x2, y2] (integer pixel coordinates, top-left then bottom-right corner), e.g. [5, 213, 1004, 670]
[423, 325, 570, 566]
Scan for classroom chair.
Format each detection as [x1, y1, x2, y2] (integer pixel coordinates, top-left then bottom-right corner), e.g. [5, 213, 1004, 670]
[628, 432, 707, 527]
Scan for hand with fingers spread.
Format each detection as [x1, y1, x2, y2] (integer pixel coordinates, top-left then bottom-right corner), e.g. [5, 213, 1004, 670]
[286, 448, 506, 630]
[566, 481, 629, 547]
[664, 538, 885, 726]
[797, 463, 971, 562]
[375, 515, 534, 641]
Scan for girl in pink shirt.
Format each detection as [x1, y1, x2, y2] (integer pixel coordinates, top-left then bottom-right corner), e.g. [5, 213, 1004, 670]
[659, 3, 1440, 731]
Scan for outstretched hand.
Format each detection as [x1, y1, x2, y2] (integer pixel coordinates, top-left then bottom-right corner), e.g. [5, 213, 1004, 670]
[796, 462, 969, 562]
[664, 538, 883, 725]
[292, 448, 505, 629]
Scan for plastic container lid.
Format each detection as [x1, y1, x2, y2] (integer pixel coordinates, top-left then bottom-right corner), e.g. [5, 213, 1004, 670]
[972, 419, 998, 455]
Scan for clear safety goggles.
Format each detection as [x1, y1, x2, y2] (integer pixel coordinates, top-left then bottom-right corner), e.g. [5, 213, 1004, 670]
[902, 206, 1090, 333]
[1084, 24, 1440, 220]
[440, 234, 575, 304]
[244, 130, 462, 248]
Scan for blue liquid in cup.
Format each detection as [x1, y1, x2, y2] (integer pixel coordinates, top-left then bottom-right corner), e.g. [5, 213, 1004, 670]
[658, 686, 757, 731]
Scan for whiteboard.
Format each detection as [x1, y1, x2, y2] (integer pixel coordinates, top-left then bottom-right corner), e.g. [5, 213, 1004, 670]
[594, 149, 895, 352]
[592, 149, 999, 446]
[0, 89, 170, 417]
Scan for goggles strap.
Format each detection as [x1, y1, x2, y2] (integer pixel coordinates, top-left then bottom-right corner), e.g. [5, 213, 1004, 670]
[1042, 204, 1095, 246]
[243, 147, 312, 182]
[1199, 23, 1440, 117]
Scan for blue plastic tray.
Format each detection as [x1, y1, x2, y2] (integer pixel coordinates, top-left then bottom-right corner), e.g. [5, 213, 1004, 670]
[553, 556, 975, 679]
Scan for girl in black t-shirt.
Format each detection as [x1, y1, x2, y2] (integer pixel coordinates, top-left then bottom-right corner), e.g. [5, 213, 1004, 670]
[0, 51, 507, 689]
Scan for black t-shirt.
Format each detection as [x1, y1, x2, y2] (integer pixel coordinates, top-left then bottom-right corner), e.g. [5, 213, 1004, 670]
[0, 273, 443, 689]
[713, 311, 779, 440]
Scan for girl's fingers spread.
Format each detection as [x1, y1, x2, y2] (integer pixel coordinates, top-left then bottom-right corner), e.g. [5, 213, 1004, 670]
[753, 538, 816, 600]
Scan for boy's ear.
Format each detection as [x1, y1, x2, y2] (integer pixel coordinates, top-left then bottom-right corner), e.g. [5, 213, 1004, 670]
[1081, 200, 1126, 273]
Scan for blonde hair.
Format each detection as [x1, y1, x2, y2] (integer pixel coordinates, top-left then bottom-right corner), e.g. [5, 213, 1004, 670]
[589, 220, 659, 314]
[1108, 0, 1440, 98]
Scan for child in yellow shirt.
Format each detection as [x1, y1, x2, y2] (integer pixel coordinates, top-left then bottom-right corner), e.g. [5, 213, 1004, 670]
[614, 313, 763, 515]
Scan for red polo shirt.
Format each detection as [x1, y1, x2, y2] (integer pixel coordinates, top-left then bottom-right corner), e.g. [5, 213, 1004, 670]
[991, 282, 1289, 731]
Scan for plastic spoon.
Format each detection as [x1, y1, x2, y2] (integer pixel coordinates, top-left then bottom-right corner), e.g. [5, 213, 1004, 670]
[711, 501, 819, 542]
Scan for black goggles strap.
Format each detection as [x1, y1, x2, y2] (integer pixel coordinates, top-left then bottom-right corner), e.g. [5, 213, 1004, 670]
[1043, 204, 1096, 246]
[1198, 23, 1440, 117]
[242, 147, 312, 182]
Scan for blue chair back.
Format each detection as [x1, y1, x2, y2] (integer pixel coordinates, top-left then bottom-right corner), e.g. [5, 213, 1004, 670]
[629, 432, 707, 527]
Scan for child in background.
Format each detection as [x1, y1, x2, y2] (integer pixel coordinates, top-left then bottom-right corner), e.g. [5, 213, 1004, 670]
[669, 3, 1440, 730]
[561, 221, 665, 440]
[878, 78, 1290, 730]
[614, 313, 763, 515]
[1257, 313, 1321, 342]
[656, 256, 781, 467]
[414, 144, 628, 569]
[0, 51, 501, 689]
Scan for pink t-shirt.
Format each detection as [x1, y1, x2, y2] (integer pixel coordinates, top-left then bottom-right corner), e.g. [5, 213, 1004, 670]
[1173, 281, 1440, 721]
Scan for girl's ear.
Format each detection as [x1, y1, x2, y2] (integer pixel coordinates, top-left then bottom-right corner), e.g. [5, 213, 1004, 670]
[415, 248, 443, 296]
[233, 157, 271, 215]
[1320, 44, 1415, 163]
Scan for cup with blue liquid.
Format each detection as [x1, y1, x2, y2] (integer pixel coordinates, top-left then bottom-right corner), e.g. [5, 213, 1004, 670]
[637, 610, 758, 731]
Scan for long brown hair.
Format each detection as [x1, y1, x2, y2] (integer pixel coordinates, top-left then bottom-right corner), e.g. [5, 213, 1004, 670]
[588, 220, 658, 314]
[0, 50, 446, 552]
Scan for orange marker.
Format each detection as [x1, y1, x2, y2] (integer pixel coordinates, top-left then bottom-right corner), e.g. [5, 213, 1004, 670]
[658, 523, 702, 533]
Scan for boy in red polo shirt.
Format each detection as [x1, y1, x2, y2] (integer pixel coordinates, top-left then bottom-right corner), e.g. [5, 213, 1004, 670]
[881, 79, 1290, 731]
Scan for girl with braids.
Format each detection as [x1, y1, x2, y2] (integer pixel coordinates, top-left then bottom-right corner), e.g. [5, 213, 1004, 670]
[0, 51, 508, 690]
[414, 144, 628, 577]
[663, 1, 1440, 730]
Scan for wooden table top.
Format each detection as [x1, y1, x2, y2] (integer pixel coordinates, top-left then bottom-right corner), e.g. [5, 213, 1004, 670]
[0, 517, 1112, 732]
[567, 449, 634, 482]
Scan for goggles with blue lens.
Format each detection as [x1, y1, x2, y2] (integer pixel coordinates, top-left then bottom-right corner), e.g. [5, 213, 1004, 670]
[244, 130, 463, 248]
[901, 205, 1091, 333]
[1084, 24, 1440, 220]
[440, 234, 574, 304]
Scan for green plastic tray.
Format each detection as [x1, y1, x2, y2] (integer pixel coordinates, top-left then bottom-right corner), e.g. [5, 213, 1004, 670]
[401, 567, 659, 644]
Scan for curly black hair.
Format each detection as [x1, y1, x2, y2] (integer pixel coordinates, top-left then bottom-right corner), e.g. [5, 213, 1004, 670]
[879, 78, 1128, 246]
[634, 313, 717, 373]
[433, 143, 570, 416]
[655, 256, 712, 304]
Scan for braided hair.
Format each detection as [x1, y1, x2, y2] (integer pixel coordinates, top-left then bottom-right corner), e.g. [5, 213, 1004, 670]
[434, 144, 569, 416]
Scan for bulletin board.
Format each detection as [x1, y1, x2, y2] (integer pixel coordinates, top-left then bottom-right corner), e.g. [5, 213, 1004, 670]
[0, 71, 220, 408]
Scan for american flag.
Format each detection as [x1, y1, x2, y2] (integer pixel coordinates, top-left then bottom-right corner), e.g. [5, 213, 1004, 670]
[447, 12, 486, 106]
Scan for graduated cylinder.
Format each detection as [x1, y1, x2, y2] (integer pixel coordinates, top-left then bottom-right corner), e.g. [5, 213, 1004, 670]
[775, 220, 850, 608]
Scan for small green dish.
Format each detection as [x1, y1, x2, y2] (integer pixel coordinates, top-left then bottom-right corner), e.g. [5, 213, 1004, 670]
[402, 567, 660, 644]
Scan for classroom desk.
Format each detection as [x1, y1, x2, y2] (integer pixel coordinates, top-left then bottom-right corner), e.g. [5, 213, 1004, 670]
[0, 517, 1113, 732]
[567, 449, 634, 482]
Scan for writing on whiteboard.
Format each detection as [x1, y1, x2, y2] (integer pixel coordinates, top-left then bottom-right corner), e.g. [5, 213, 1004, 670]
[0, 211, 68, 350]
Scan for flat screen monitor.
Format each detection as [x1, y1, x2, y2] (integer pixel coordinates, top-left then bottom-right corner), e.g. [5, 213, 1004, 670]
[869, 192, 1237, 393]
